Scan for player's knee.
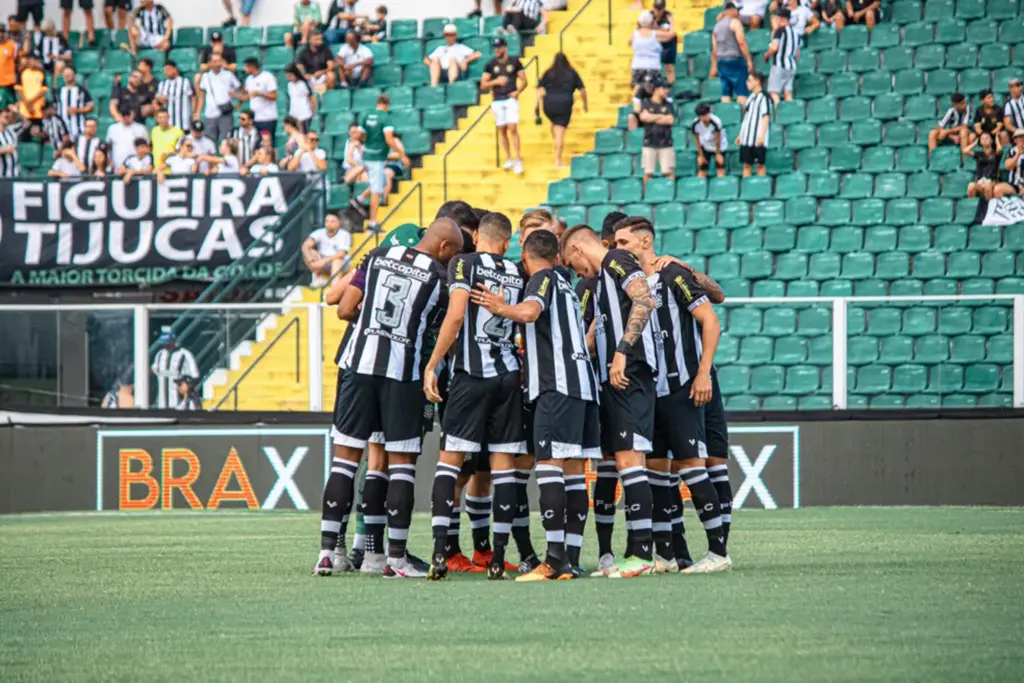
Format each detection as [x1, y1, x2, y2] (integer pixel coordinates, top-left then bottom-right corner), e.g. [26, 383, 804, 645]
[677, 457, 705, 469]
[647, 457, 671, 472]
[513, 454, 535, 470]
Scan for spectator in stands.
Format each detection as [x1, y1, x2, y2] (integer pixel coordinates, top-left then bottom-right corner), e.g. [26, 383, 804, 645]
[174, 376, 202, 411]
[12, 3, 43, 32]
[639, 77, 675, 187]
[336, 30, 374, 88]
[155, 61, 195, 132]
[286, 0, 323, 49]
[137, 57, 159, 100]
[60, 1, 95, 46]
[104, 0, 132, 32]
[187, 120, 218, 171]
[736, 71, 771, 177]
[151, 327, 199, 409]
[651, 0, 678, 85]
[110, 69, 154, 123]
[49, 139, 85, 177]
[0, 112, 20, 177]
[966, 132, 1016, 199]
[381, 135, 407, 196]
[469, 0, 503, 20]
[33, 99, 70, 148]
[296, 31, 335, 94]
[736, 0, 770, 29]
[785, 0, 819, 36]
[212, 138, 241, 173]
[303, 212, 353, 287]
[501, 0, 542, 35]
[196, 54, 240, 142]
[362, 93, 406, 231]
[284, 63, 316, 132]
[711, 2, 753, 107]
[239, 57, 279, 138]
[32, 20, 72, 88]
[323, 0, 364, 45]
[363, 6, 388, 43]
[1005, 129, 1024, 194]
[482, 37, 526, 175]
[928, 92, 971, 157]
[968, 89, 1004, 153]
[120, 137, 154, 182]
[127, 0, 173, 54]
[101, 370, 134, 409]
[275, 115, 304, 167]
[627, 71, 657, 130]
[56, 65, 93, 141]
[150, 108, 182, 165]
[1001, 78, 1023, 148]
[286, 130, 328, 173]
[106, 106, 148, 169]
[16, 54, 48, 135]
[630, 12, 662, 86]
[157, 135, 197, 179]
[342, 122, 365, 182]
[765, 8, 799, 105]
[90, 142, 113, 176]
[0, 23, 17, 107]
[537, 52, 587, 167]
[692, 103, 727, 178]
[844, 0, 879, 30]
[425, 25, 481, 87]
[817, 0, 846, 31]
[75, 117, 101, 167]
[246, 145, 279, 175]
[230, 109, 260, 165]
[200, 31, 238, 73]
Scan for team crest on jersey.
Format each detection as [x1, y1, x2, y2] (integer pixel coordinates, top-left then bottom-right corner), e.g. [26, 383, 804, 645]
[455, 258, 466, 281]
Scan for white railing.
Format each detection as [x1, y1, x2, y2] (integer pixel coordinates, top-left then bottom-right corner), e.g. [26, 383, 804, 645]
[2, 296, 1022, 410]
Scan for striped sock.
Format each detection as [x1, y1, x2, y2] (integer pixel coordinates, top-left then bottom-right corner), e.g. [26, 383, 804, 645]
[536, 463, 566, 565]
[564, 474, 588, 567]
[648, 469, 675, 561]
[512, 469, 536, 561]
[619, 465, 653, 561]
[669, 473, 692, 564]
[320, 458, 359, 551]
[465, 494, 493, 553]
[708, 464, 733, 546]
[431, 463, 461, 557]
[593, 461, 618, 558]
[680, 466, 727, 557]
[491, 469, 516, 567]
[386, 463, 417, 559]
[446, 506, 463, 558]
[361, 469, 389, 555]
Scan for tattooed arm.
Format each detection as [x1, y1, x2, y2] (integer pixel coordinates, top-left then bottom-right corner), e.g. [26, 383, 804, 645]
[609, 275, 656, 389]
[653, 255, 726, 304]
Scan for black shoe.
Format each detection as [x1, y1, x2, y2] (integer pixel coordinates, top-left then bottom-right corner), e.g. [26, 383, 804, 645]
[467, 9, 482, 17]
[223, 17, 237, 27]
[518, 552, 541, 573]
[487, 562, 506, 580]
[677, 556, 695, 571]
[405, 552, 430, 574]
[551, 562, 578, 580]
[347, 547, 365, 570]
[573, 565, 587, 576]
[427, 553, 448, 581]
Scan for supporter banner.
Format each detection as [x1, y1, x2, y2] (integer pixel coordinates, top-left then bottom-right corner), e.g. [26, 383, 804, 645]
[0, 175, 306, 287]
[983, 196, 1024, 226]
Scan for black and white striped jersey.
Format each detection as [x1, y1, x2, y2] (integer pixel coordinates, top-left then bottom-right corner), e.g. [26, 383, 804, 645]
[648, 264, 710, 398]
[157, 76, 195, 131]
[57, 85, 93, 141]
[230, 126, 260, 165]
[575, 276, 598, 328]
[1009, 146, 1024, 187]
[340, 245, 448, 382]
[134, 4, 171, 37]
[0, 124, 21, 177]
[521, 268, 599, 402]
[509, 0, 543, 21]
[447, 252, 525, 378]
[32, 33, 70, 71]
[938, 105, 972, 129]
[739, 91, 773, 147]
[76, 135, 102, 172]
[594, 249, 660, 383]
[42, 115, 70, 147]
[770, 25, 799, 70]
[1004, 96, 1024, 130]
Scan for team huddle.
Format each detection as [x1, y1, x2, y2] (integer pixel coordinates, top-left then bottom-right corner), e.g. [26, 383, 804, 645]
[315, 202, 734, 581]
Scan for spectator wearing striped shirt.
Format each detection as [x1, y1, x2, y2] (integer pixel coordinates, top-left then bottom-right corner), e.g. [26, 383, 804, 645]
[75, 117, 101, 170]
[691, 103, 727, 178]
[735, 72, 772, 177]
[229, 110, 260, 166]
[1005, 129, 1024, 193]
[0, 110, 22, 177]
[765, 9, 799, 105]
[929, 92, 971, 156]
[56, 65, 94, 141]
[502, 0, 542, 34]
[31, 20, 72, 87]
[1001, 78, 1023, 148]
[127, 0, 172, 54]
[154, 60, 196, 131]
[24, 99, 69, 149]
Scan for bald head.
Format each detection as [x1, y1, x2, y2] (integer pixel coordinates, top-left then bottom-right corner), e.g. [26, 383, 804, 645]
[418, 217, 464, 265]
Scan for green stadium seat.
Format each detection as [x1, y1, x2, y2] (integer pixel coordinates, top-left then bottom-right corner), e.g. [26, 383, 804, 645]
[796, 73, 827, 99]
[73, 50, 101, 74]
[961, 277, 995, 297]
[388, 19, 418, 40]
[982, 251, 1017, 278]
[903, 95, 936, 121]
[603, 154, 633, 179]
[402, 129, 432, 155]
[829, 145, 861, 172]
[978, 393, 1012, 408]
[422, 18, 450, 38]
[807, 96, 838, 124]
[739, 336, 773, 365]
[392, 40, 423, 66]
[903, 22, 935, 47]
[859, 73, 891, 98]
[322, 88, 352, 113]
[700, 78, 723, 100]
[926, 69, 958, 96]
[955, 198, 979, 224]
[795, 148, 827, 174]
[764, 225, 796, 252]
[753, 200, 785, 227]
[771, 172, 804, 199]
[914, 44, 945, 71]
[907, 171, 940, 198]
[856, 365, 892, 394]
[741, 251, 774, 278]
[644, 177, 675, 203]
[952, 335, 987, 363]
[809, 252, 841, 279]
[877, 251, 911, 278]
[772, 252, 806, 279]
[979, 44, 1011, 69]
[921, 198, 954, 224]
[588, 204, 618, 225]
[817, 50, 847, 75]
[718, 201, 749, 228]
[719, 366, 751, 394]
[939, 308, 973, 335]
[261, 46, 292, 71]
[839, 24, 870, 50]
[884, 46, 914, 73]
[987, 334, 1014, 363]
[842, 251, 875, 279]
[751, 365, 785, 393]
[446, 80, 477, 106]
[578, 179, 609, 204]
[104, 50, 132, 72]
[942, 44, 975, 70]
[893, 1, 924, 23]
[866, 226, 899, 253]
[874, 172, 907, 199]
[898, 224, 931, 252]
[881, 336, 915, 363]
[914, 334, 950, 362]
[696, 228, 729, 256]
[654, 207, 685, 234]
[592, 129, 623, 154]
[709, 253, 741, 279]
[779, 366, 819, 395]
[819, 198, 850, 224]
[389, 107, 422, 132]
[765, 149, 793, 176]
[895, 70, 926, 95]
[374, 64, 403, 87]
[934, 224, 968, 252]
[805, 25, 837, 51]
[989, 0, 1021, 19]
[797, 226, 829, 253]
[175, 27, 204, 47]
[925, 279, 958, 298]
[784, 123, 815, 149]
[903, 306, 938, 335]
[883, 121, 917, 148]
[856, 279, 888, 296]
[674, 177, 705, 202]
[388, 85, 415, 109]
[892, 364, 928, 394]
[234, 26, 264, 47]
[454, 17, 480, 37]
[787, 280, 818, 298]
[830, 226, 863, 253]
[779, 197, 813, 227]
[896, 147, 928, 173]
[891, 278, 925, 296]
[555, 205, 585, 227]
[774, 337, 807, 365]
[707, 176, 739, 202]
[993, 67, 1020, 92]
[684, 31, 711, 55]
[727, 395, 761, 410]
[906, 393, 942, 408]
[839, 172, 872, 200]
[828, 72, 858, 99]
[966, 19, 999, 44]
[957, 0, 986, 19]
[353, 87, 384, 112]
[403, 64, 430, 87]
[690, 53, 711, 78]
[547, 179, 576, 206]
[964, 365, 999, 393]
[839, 97, 870, 123]
[934, 18, 967, 43]
[848, 336, 879, 365]
[775, 100, 806, 125]
[870, 93, 902, 120]
[622, 203, 653, 220]
[686, 203, 716, 228]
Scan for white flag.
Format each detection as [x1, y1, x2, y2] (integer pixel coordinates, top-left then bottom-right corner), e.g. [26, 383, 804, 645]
[983, 197, 1024, 226]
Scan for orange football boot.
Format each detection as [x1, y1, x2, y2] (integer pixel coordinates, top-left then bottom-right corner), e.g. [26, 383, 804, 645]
[472, 549, 518, 572]
[447, 552, 485, 572]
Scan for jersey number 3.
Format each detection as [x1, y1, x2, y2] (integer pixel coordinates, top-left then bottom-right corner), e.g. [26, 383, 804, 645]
[375, 273, 411, 328]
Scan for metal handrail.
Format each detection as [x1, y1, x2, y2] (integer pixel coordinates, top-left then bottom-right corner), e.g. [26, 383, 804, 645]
[213, 314, 302, 411]
[558, 0, 613, 53]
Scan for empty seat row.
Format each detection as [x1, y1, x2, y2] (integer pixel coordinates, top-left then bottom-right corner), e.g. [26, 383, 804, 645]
[725, 393, 1012, 410]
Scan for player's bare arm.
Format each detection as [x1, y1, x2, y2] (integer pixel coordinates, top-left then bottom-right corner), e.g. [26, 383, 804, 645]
[470, 283, 542, 323]
[586, 317, 597, 356]
[324, 270, 356, 305]
[610, 276, 656, 390]
[653, 255, 726, 304]
[336, 282, 364, 321]
[689, 302, 721, 407]
[423, 288, 469, 403]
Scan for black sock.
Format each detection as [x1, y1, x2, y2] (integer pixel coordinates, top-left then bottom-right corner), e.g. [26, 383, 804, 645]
[512, 469, 536, 560]
[491, 469, 516, 566]
[334, 513, 351, 554]
[648, 469, 675, 561]
[593, 461, 618, 558]
[680, 466, 727, 557]
[536, 463, 566, 565]
[386, 463, 417, 560]
[465, 493, 492, 553]
[670, 473, 692, 563]
[320, 458, 358, 551]
[564, 473, 588, 567]
[446, 505, 463, 557]
[361, 469, 389, 556]
[431, 463, 460, 557]
[708, 464, 733, 546]
[619, 465, 653, 561]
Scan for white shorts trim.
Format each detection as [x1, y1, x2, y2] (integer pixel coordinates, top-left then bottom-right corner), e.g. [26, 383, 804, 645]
[331, 425, 367, 448]
[386, 437, 422, 453]
[444, 434, 482, 453]
[492, 98, 520, 127]
[489, 441, 528, 455]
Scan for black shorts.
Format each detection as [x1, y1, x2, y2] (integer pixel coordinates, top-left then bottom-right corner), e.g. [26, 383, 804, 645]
[660, 38, 678, 66]
[704, 370, 729, 459]
[440, 370, 527, 455]
[652, 386, 706, 461]
[522, 398, 536, 454]
[105, 0, 133, 8]
[532, 391, 601, 461]
[850, 7, 881, 23]
[332, 371, 425, 453]
[15, 4, 44, 23]
[740, 145, 766, 166]
[599, 363, 656, 454]
[543, 104, 572, 128]
[60, 0, 94, 9]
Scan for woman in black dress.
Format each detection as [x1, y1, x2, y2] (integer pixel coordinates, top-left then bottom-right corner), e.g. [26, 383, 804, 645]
[536, 53, 588, 168]
[966, 132, 1016, 199]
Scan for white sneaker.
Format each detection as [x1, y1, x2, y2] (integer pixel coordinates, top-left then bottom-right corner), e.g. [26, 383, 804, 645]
[655, 554, 679, 574]
[360, 552, 386, 575]
[589, 553, 616, 577]
[332, 550, 355, 573]
[681, 552, 732, 574]
[383, 555, 428, 579]
[512, 160, 524, 175]
[502, 159, 515, 171]
[313, 550, 334, 576]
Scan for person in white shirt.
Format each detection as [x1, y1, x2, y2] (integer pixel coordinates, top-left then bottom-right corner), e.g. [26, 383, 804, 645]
[302, 212, 353, 286]
[121, 138, 155, 183]
[196, 138, 241, 175]
[342, 123, 366, 182]
[173, 376, 203, 411]
[185, 121, 217, 172]
[150, 327, 199, 409]
[158, 135, 198, 179]
[49, 142, 86, 178]
[336, 30, 374, 88]
[239, 57, 279, 140]
[786, 0, 819, 36]
[286, 131, 328, 173]
[736, 0, 772, 28]
[424, 25, 481, 87]
[284, 63, 316, 130]
[246, 146, 280, 176]
[196, 54, 240, 142]
[106, 107, 150, 169]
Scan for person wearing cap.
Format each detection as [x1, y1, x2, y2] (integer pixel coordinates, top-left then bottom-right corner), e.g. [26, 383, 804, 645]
[1005, 129, 1024, 194]
[362, 93, 408, 232]
[59, 0, 95, 47]
[151, 327, 198, 410]
[187, 119, 218, 171]
[929, 93, 971, 157]
[764, 8, 799, 105]
[200, 30, 238, 73]
[196, 53, 240, 142]
[627, 71, 658, 130]
[286, 0, 323, 49]
[711, 2, 754, 106]
[150, 108, 183, 166]
[336, 29, 374, 88]
[639, 77, 676, 187]
[126, 0, 173, 54]
[296, 31, 336, 93]
[425, 25, 481, 87]
[501, 0, 542, 34]
[691, 103, 728, 178]
[1001, 78, 1024, 149]
[482, 37, 526, 175]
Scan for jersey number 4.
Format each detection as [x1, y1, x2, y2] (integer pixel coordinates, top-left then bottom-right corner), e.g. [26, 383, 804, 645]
[375, 274, 411, 328]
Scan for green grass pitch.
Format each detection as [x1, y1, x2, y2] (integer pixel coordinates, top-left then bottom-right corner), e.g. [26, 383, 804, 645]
[1, 508, 1022, 682]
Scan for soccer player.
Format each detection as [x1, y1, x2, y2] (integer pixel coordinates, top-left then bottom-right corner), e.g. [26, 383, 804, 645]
[423, 212, 528, 580]
[560, 225, 660, 579]
[613, 217, 732, 573]
[314, 218, 463, 578]
[471, 230, 601, 581]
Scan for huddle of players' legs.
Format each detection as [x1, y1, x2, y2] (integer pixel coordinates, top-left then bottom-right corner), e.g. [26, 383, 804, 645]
[315, 202, 734, 581]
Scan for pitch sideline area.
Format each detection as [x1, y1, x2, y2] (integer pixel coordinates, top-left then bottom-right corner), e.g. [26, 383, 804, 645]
[1, 508, 1021, 682]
